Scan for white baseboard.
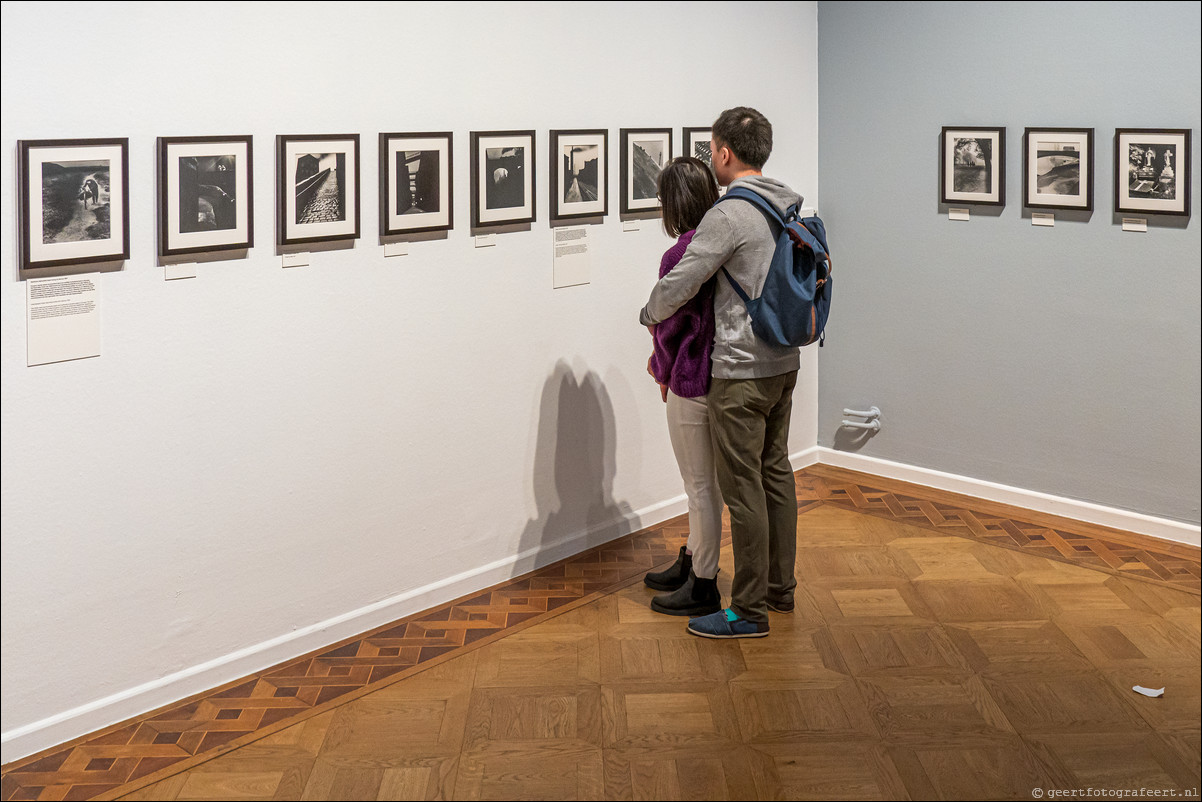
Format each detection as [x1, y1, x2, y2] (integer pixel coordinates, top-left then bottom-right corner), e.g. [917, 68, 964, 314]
[812, 447, 1201, 548]
[0, 493, 689, 765]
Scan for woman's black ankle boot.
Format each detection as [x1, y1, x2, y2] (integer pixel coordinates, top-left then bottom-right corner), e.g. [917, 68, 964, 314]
[650, 570, 722, 616]
[644, 546, 691, 591]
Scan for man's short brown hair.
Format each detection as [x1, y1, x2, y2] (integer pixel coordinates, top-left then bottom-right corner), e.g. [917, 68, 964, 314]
[712, 106, 772, 170]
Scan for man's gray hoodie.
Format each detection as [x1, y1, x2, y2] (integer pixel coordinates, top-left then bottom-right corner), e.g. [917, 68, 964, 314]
[639, 175, 804, 380]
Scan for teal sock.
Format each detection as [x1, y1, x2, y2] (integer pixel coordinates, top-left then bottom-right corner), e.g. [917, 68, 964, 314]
[725, 608, 739, 622]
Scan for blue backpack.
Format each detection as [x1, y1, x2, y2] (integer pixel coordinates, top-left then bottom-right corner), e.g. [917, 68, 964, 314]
[716, 187, 832, 348]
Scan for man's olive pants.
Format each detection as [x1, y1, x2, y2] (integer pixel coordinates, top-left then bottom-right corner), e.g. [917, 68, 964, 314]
[706, 371, 799, 624]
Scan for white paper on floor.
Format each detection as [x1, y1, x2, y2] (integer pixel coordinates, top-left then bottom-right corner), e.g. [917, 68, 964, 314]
[1132, 685, 1165, 698]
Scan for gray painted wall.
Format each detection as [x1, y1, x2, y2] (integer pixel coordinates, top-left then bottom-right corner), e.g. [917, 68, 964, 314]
[816, 1, 1201, 524]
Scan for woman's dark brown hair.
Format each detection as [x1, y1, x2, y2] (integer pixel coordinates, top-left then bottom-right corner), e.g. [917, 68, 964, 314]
[657, 156, 719, 239]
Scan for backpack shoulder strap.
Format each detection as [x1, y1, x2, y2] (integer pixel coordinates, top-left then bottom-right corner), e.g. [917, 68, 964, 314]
[717, 187, 787, 232]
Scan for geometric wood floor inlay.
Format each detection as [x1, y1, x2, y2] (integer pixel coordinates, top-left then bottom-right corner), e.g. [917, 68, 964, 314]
[2, 466, 1199, 801]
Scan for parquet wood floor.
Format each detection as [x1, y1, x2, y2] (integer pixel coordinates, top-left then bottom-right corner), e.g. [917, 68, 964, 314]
[3, 467, 1199, 800]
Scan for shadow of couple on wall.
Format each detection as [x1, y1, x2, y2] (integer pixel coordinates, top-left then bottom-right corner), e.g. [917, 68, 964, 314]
[516, 360, 636, 580]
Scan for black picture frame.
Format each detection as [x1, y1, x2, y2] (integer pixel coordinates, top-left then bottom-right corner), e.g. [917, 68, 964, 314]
[939, 126, 1006, 207]
[470, 130, 536, 228]
[620, 128, 672, 215]
[379, 132, 454, 236]
[1114, 128, 1191, 218]
[1022, 127, 1094, 212]
[549, 129, 608, 222]
[18, 137, 131, 273]
[682, 127, 713, 168]
[276, 134, 361, 247]
[157, 135, 254, 258]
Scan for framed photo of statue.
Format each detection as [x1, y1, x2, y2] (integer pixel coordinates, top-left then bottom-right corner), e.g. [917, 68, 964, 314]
[549, 129, 607, 221]
[379, 132, 453, 235]
[939, 126, 1005, 206]
[276, 134, 361, 246]
[18, 138, 130, 273]
[1114, 128, 1191, 217]
[620, 127, 672, 215]
[1022, 127, 1093, 212]
[158, 135, 254, 258]
[470, 130, 536, 228]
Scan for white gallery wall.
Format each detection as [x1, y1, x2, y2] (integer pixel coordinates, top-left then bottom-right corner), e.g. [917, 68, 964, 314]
[0, 2, 820, 761]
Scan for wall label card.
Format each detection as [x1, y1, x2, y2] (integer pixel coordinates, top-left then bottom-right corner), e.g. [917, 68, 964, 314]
[1122, 218, 1148, 233]
[384, 241, 409, 257]
[622, 219, 641, 232]
[553, 226, 590, 289]
[27, 273, 101, 366]
[282, 252, 309, 268]
[475, 234, 496, 248]
[164, 263, 197, 280]
[1032, 213, 1055, 227]
[949, 208, 971, 221]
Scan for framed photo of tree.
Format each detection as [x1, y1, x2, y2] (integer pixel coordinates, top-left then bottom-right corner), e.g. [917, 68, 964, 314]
[1114, 128, 1191, 217]
[470, 130, 536, 228]
[620, 127, 672, 215]
[379, 132, 453, 235]
[939, 126, 1005, 206]
[18, 138, 130, 273]
[276, 134, 360, 246]
[549, 129, 607, 221]
[1023, 127, 1093, 212]
[158, 135, 254, 258]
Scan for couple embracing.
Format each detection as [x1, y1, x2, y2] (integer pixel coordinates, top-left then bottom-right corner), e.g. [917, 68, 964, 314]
[641, 106, 803, 640]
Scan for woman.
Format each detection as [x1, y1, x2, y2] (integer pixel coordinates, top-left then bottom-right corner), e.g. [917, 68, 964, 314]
[643, 156, 723, 617]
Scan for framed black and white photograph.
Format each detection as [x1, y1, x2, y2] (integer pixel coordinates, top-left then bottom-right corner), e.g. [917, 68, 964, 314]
[379, 132, 453, 235]
[18, 138, 130, 273]
[1115, 128, 1191, 217]
[276, 134, 360, 246]
[1023, 127, 1093, 212]
[470, 130, 536, 228]
[158, 135, 253, 258]
[549, 129, 607, 221]
[683, 127, 713, 168]
[621, 128, 672, 215]
[940, 126, 1005, 206]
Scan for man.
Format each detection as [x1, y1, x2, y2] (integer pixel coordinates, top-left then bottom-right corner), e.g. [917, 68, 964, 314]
[639, 106, 802, 639]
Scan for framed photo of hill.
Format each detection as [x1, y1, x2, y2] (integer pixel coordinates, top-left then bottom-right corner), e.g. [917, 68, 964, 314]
[939, 126, 1005, 206]
[158, 135, 254, 258]
[1023, 127, 1093, 212]
[379, 132, 453, 236]
[620, 128, 672, 215]
[470, 130, 536, 228]
[18, 138, 130, 273]
[549, 129, 607, 221]
[1114, 128, 1191, 218]
[277, 134, 360, 247]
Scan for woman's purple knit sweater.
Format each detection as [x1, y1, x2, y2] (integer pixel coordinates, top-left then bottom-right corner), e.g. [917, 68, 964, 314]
[650, 230, 715, 398]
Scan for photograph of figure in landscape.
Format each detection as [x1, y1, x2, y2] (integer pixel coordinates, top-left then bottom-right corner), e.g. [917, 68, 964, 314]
[179, 155, 236, 232]
[954, 136, 994, 195]
[40, 158, 111, 244]
[396, 150, 441, 215]
[486, 147, 525, 210]
[294, 152, 346, 224]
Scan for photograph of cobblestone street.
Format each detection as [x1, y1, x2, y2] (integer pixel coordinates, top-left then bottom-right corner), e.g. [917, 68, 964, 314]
[294, 152, 346, 224]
